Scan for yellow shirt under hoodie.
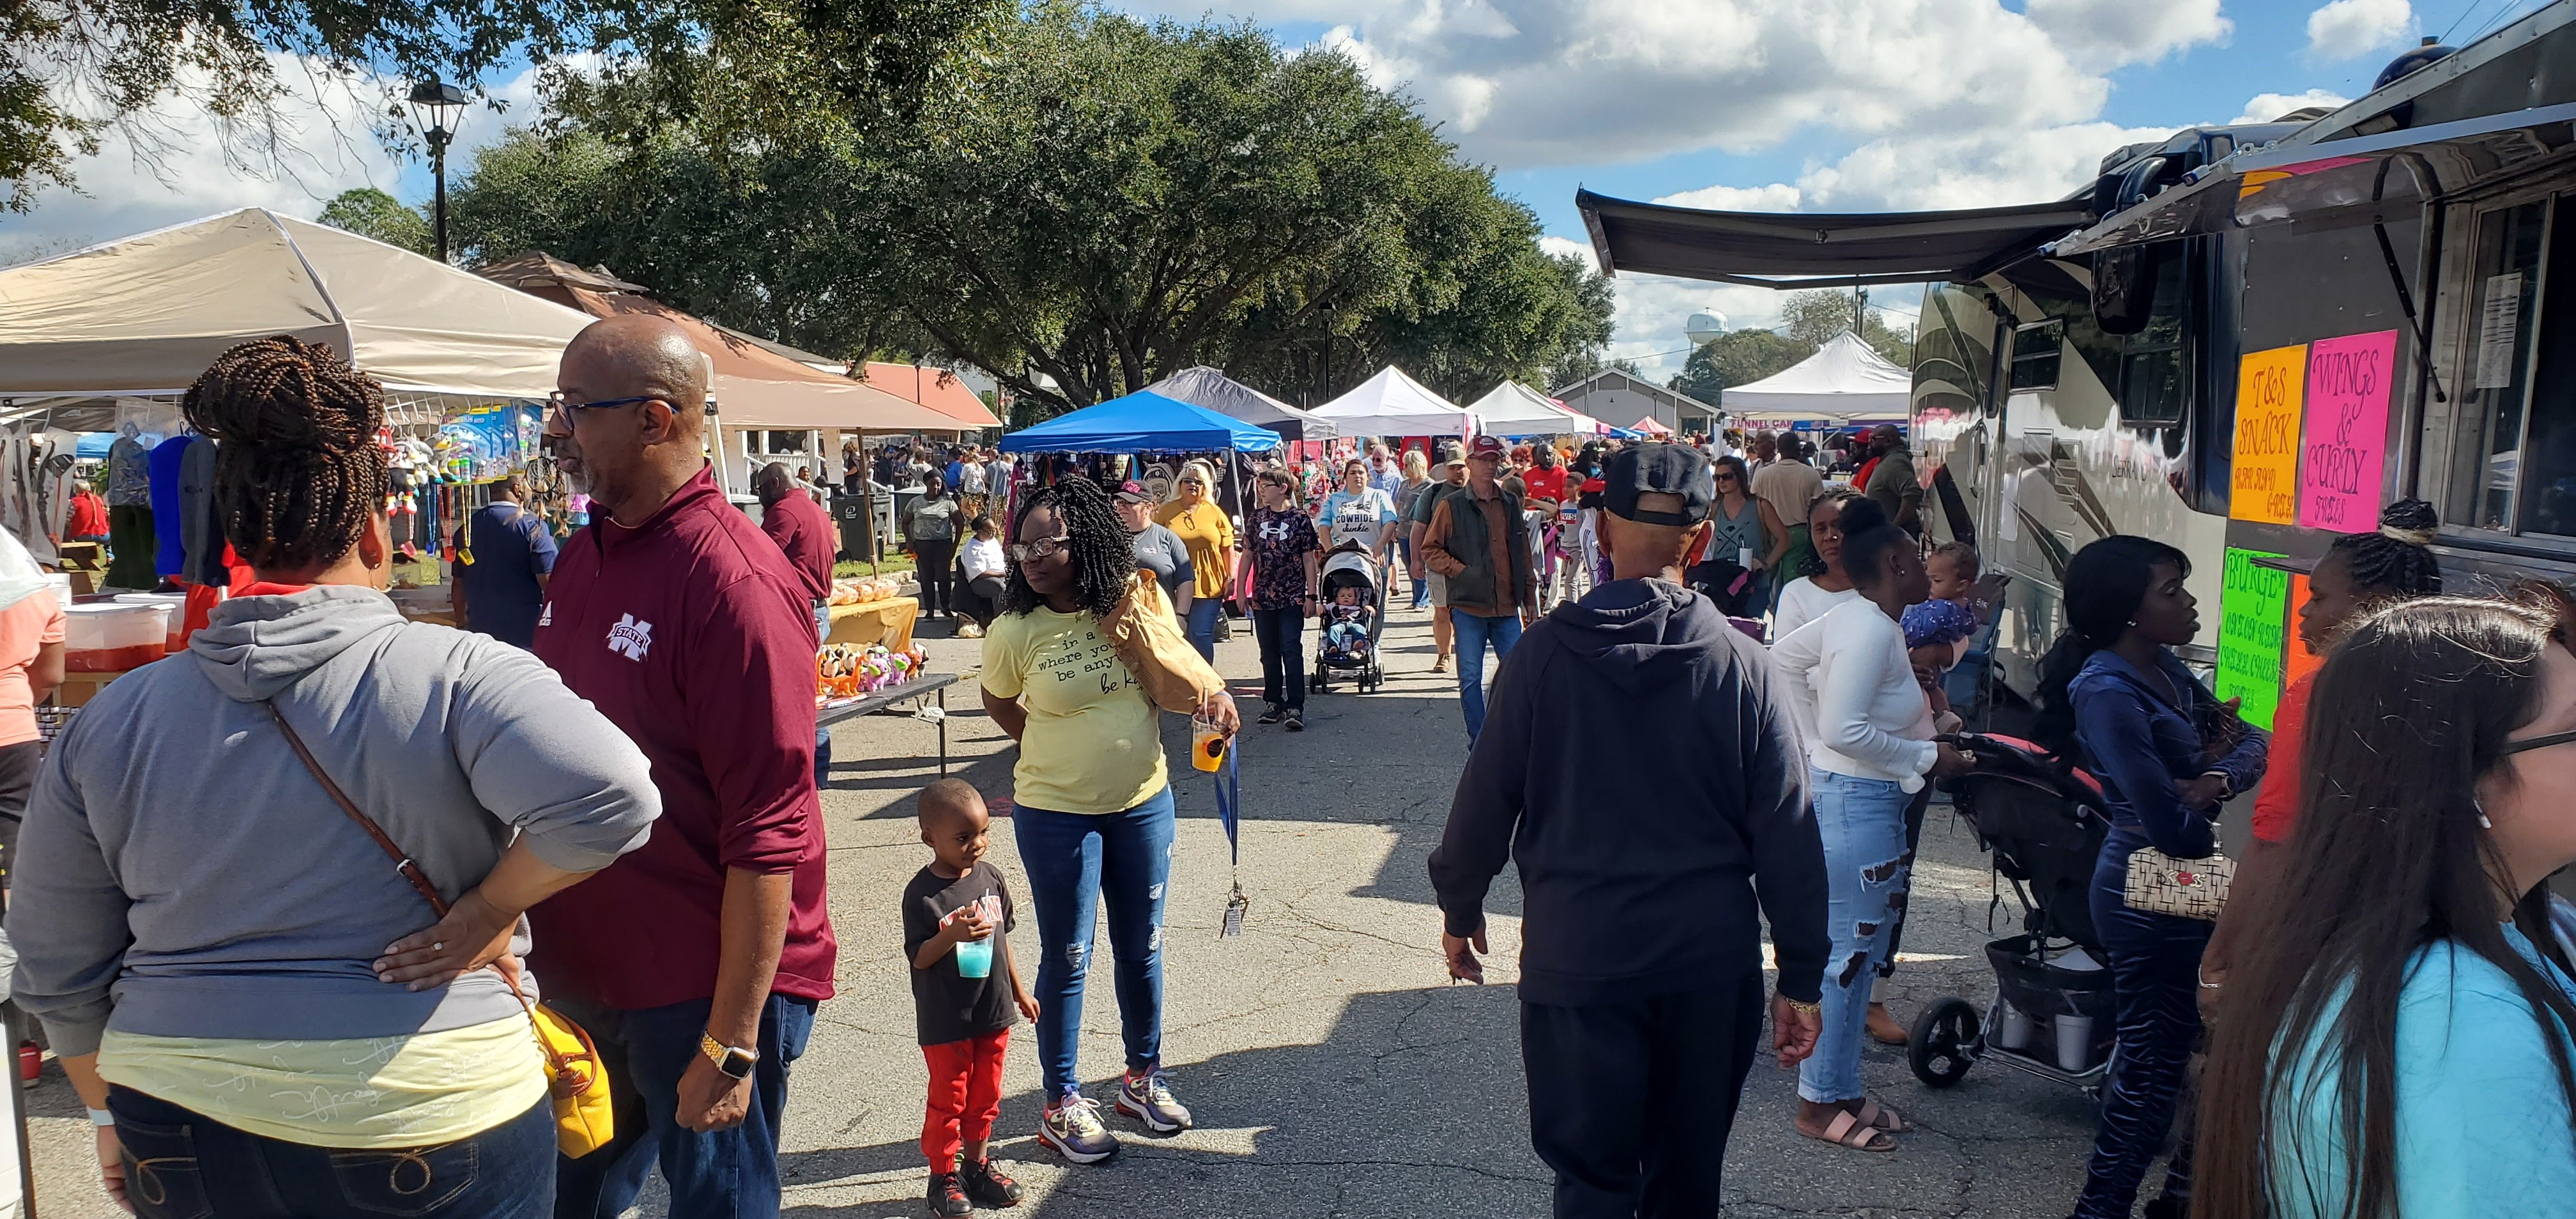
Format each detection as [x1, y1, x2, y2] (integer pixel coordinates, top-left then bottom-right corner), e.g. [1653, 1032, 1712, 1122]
[98, 1018, 546, 1148]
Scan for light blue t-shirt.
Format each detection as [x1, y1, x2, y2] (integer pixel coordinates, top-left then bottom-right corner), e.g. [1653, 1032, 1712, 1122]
[2270, 924, 2576, 1217]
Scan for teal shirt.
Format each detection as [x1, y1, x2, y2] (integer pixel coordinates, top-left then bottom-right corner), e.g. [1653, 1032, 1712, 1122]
[2271, 924, 2576, 1216]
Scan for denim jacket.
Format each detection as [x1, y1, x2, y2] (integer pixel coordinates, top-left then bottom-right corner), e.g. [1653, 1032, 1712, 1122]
[2067, 648, 2269, 860]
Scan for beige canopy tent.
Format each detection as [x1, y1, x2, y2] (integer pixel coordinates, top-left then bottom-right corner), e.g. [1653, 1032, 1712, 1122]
[0, 209, 596, 400]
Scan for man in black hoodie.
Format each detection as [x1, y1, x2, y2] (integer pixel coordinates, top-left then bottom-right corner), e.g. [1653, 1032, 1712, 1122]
[1429, 442, 1827, 1218]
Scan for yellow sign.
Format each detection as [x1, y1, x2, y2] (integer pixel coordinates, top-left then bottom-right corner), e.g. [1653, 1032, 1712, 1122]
[2231, 344, 2306, 524]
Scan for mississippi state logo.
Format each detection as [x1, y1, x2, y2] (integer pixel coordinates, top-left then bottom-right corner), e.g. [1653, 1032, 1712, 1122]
[607, 614, 654, 661]
[537, 602, 552, 628]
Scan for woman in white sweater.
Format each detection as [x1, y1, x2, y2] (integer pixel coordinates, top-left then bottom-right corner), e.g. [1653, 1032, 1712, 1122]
[1771, 498, 1970, 1153]
[1772, 486, 1864, 640]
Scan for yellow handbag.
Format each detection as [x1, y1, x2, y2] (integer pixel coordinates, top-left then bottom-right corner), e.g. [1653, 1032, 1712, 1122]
[268, 702, 616, 1156]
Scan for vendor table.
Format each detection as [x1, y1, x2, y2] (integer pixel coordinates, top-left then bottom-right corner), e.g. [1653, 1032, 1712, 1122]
[827, 596, 918, 650]
[818, 672, 958, 775]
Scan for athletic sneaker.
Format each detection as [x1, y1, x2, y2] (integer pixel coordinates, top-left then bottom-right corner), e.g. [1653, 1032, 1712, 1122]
[1038, 1093, 1118, 1163]
[1116, 1068, 1194, 1133]
[1257, 704, 1285, 725]
[925, 1172, 972, 1217]
[957, 622, 984, 639]
[1283, 710, 1305, 733]
[960, 1158, 1025, 1208]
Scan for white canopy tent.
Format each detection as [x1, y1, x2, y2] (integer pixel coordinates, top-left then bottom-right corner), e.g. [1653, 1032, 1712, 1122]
[1312, 365, 1475, 437]
[1466, 381, 1588, 438]
[0, 209, 597, 399]
[1721, 332, 1912, 423]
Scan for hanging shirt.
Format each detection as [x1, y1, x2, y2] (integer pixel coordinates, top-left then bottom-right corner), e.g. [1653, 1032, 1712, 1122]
[106, 436, 153, 507]
[149, 434, 194, 579]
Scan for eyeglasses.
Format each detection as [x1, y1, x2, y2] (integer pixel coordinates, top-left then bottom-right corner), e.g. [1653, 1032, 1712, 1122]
[2501, 728, 2576, 756]
[1009, 535, 1071, 563]
[548, 392, 661, 425]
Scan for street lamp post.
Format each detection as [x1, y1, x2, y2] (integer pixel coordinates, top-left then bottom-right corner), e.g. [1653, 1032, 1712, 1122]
[407, 81, 468, 263]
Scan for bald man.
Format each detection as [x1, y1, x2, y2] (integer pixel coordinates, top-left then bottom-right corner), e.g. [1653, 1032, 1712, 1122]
[530, 314, 836, 1219]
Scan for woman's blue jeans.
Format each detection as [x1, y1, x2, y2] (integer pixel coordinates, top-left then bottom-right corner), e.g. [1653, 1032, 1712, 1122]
[107, 1087, 554, 1218]
[1184, 598, 1223, 663]
[1797, 769, 1913, 1103]
[1400, 536, 1429, 608]
[2073, 827, 2211, 1218]
[1014, 786, 1176, 1098]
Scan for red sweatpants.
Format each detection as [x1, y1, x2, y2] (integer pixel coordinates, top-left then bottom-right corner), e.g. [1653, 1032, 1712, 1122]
[921, 1027, 1010, 1168]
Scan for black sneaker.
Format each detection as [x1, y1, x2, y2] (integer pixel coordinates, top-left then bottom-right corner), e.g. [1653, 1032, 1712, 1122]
[961, 1158, 1026, 1208]
[1257, 705, 1285, 725]
[926, 1172, 972, 1218]
[1284, 710, 1305, 732]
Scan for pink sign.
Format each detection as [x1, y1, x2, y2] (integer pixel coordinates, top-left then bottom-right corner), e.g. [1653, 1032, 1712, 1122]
[2296, 330, 2400, 532]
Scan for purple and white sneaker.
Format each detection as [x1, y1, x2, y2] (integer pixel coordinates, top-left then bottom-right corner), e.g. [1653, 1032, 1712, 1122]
[1116, 1068, 1193, 1133]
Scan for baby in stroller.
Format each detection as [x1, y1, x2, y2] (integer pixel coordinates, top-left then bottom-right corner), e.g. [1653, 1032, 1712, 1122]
[1322, 584, 1376, 661]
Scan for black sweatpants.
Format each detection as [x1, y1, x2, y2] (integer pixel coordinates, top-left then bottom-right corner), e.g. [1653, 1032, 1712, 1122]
[913, 540, 956, 615]
[1521, 969, 1765, 1218]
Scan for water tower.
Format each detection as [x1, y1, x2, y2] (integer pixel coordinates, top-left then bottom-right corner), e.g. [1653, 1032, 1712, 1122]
[1684, 311, 1728, 346]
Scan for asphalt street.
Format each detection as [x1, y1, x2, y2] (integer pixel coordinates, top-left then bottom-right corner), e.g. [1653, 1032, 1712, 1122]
[22, 592, 2128, 1218]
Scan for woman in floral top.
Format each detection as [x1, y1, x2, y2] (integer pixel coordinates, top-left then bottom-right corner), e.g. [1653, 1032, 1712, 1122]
[1239, 465, 1321, 732]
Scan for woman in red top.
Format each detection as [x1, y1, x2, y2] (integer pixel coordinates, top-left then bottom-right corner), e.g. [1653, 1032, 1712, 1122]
[2201, 499, 2441, 1006]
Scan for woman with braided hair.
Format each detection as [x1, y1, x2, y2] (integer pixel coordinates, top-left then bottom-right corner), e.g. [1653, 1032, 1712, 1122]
[6, 336, 661, 1215]
[979, 473, 1238, 1165]
[2200, 499, 2444, 1010]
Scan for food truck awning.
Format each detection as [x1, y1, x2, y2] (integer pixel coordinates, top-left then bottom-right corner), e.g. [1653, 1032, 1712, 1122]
[1576, 190, 2094, 289]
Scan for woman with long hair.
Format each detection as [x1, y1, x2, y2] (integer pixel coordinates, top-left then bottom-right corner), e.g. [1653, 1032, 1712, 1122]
[2034, 535, 2268, 1219]
[1153, 459, 1234, 662]
[979, 475, 1238, 1165]
[5, 336, 661, 1213]
[2194, 595, 2576, 1217]
[1706, 453, 1788, 616]
[1395, 449, 1434, 610]
[1771, 486, 1865, 640]
[2202, 500, 2442, 997]
[1770, 498, 1970, 1151]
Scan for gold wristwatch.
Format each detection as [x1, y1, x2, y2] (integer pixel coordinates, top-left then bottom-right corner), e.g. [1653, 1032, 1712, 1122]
[700, 1032, 759, 1080]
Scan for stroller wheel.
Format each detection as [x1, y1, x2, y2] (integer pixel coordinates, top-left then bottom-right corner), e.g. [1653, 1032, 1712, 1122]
[1908, 998, 1980, 1088]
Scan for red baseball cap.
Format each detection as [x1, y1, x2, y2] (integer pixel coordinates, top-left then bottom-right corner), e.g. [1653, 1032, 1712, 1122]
[1467, 435, 1507, 459]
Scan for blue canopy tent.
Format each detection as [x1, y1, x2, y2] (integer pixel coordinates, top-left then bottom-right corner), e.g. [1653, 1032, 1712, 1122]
[75, 433, 114, 459]
[998, 390, 1280, 454]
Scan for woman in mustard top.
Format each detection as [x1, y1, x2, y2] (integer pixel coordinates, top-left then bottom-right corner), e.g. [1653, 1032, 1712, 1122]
[1153, 459, 1234, 661]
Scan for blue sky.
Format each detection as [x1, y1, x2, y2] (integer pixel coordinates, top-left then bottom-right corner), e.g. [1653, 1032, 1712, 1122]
[4, 0, 2550, 380]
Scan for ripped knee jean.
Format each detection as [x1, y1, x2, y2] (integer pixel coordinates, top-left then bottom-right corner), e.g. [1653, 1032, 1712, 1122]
[1011, 786, 1177, 1098]
[1798, 768, 1913, 1104]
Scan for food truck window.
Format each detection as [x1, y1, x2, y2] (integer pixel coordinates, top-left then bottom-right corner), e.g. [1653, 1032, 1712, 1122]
[2517, 194, 2576, 539]
[2009, 321, 2062, 392]
[2445, 199, 2551, 533]
[2116, 244, 2189, 425]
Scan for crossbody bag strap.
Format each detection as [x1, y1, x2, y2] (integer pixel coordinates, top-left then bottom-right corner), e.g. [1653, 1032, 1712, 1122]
[266, 701, 449, 918]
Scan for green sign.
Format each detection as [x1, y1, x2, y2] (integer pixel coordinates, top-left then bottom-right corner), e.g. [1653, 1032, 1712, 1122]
[2214, 548, 2291, 730]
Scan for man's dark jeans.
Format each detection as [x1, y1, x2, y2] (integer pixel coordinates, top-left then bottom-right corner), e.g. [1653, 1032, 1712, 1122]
[107, 1087, 554, 1219]
[1521, 969, 1765, 1218]
[553, 992, 818, 1219]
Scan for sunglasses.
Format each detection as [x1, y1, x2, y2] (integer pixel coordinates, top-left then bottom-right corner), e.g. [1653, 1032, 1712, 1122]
[2501, 728, 2576, 756]
[1009, 535, 1071, 563]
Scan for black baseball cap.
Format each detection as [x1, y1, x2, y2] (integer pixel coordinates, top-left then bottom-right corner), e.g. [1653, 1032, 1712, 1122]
[1603, 443, 1713, 527]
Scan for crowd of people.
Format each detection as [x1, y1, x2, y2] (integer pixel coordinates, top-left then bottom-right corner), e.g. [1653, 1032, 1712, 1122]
[14, 340, 2576, 1219]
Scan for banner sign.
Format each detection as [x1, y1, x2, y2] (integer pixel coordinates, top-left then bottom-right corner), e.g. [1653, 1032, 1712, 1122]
[2214, 548, 2293, 730]
[2297, 331, 2400, 531]
[2230, 344, 2306, 525]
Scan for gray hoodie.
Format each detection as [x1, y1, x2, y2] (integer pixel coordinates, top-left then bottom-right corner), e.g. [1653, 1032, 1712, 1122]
[5, 585, 661, 1055]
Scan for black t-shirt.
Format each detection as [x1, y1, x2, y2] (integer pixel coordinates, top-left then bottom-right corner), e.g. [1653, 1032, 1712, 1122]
[901, 862, 1020, 1046]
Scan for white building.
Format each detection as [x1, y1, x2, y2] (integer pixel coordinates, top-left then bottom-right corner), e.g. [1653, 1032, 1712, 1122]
[1549, 367, 1719, 436]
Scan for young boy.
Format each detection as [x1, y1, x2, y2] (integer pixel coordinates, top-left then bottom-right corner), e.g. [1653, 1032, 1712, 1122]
[905, 779, 1039, 1215]
[1322, 583, 1375, 659]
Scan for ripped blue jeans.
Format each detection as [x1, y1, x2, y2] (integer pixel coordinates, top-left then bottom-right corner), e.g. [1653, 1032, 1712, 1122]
[1798, 769, 1913, 1104]
[1013, 785, 1176, 1098]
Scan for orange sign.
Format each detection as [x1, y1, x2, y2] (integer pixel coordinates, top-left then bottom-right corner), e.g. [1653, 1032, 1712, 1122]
[2284, 572, 2323, 687]
[2232, 344, 2307, 525]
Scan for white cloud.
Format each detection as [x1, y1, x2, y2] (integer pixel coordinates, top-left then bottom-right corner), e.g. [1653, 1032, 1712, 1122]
[2233, 89, 2349, 125]
[1652, 182, 1802, 211]
[2, 56, 542, 260]
[1325, 0, 2125, 170]
[2305, 0, 2412, 61]
[2025, 0, 2231, 69]
[1538, 234, 1597, 270]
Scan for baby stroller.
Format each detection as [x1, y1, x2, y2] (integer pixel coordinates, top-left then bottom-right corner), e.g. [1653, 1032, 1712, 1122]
[1906, 732, 2120, 1100]
[1310, 544, 1387, 694]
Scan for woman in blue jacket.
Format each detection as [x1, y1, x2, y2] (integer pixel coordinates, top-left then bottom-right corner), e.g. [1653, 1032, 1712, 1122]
[2034, 536, 2267, 1219]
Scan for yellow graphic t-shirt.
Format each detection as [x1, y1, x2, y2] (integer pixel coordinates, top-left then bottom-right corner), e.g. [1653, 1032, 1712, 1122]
[980, 606, 1168, 814]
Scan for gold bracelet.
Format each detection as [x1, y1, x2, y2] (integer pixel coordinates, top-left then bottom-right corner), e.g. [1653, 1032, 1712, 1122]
[1782, 997, 1822, 1017]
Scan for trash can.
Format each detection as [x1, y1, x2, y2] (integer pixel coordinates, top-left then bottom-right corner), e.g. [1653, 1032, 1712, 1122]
[832, 494, 875, 562]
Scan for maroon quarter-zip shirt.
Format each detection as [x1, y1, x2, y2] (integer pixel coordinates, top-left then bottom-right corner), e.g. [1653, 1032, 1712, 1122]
[759, 490, 836, 602]
[529, 465, 835, 1010]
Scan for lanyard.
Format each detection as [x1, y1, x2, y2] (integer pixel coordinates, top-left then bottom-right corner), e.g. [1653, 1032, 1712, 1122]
[1214, 739, 1248, 937]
